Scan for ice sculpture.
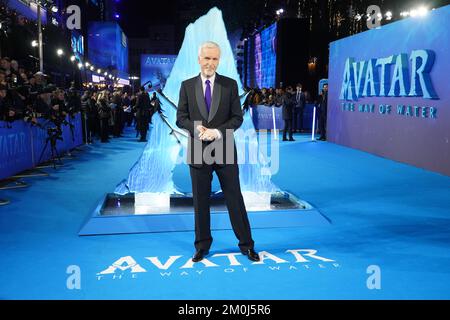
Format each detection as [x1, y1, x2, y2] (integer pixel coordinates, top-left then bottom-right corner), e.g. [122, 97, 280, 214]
[115, 7, 279, 210]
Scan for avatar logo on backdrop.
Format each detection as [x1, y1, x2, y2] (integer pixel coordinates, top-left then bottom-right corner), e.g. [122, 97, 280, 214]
[339, 49, 438, 101]
[339, 49, 439, 119]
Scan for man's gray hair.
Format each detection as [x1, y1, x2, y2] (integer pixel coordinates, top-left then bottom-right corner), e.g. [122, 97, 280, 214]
[198, 41, 221, 57]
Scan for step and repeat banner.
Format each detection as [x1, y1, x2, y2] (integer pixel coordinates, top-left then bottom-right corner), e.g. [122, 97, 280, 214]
[0, 114, 83, 180]
[328, 5, 450, 176]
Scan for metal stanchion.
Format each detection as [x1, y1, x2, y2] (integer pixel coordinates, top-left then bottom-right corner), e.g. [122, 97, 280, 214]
[311, 106, 317, 141]
[272, 106, 278, 140]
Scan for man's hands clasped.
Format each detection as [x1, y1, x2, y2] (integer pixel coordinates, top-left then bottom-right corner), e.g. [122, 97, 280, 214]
[197, 125, 220, 141]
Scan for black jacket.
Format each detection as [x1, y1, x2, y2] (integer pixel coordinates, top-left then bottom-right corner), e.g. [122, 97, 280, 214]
[282, 92, 295, 120]
[176, 73, 243, 168]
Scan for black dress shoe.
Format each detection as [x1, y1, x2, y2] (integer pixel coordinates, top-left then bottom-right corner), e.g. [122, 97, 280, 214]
[289, 138, 295, 141]
[192, 249, 209, 262]
[241, 249, 260, 262]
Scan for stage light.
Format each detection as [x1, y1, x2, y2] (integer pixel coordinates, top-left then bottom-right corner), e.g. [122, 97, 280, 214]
[355, 14, 362, 21]
[97, 69, 102, 73]
[115, 14, 120, 19]
[31, 40, 38, 47]
[104, 72, 108, 76]
[377, 13, 382, 21]
[70, 55, 76, 62]
[417, 6, 428, 16]
[410, 9, 418, 17]
[85, 62, 90, 67]
[51, 6, 58, 13]
[90, 66, 94, 71]
[78, 63, 83, 69]
[56, 49, 63, 56]
[385, 11, 392, 20]
[366, 14, 372, 21]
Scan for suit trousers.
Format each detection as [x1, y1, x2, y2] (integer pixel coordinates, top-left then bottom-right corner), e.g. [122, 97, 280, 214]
[189, 163, 254, 251]
[283, 118, 293, 139]
[293, 106, 304, 131]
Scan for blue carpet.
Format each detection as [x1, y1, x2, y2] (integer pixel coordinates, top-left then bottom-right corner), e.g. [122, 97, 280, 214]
[1, 128, 450, 299]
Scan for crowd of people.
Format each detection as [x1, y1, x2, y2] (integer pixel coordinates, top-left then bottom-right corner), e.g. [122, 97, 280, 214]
[244, 83, 328, 141]
[0, 54, 162, 144]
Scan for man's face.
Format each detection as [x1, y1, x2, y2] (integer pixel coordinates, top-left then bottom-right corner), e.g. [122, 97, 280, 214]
[0, 90, 6, 98]
[198, 47, 220, 78]
[323, 84, 328, 92]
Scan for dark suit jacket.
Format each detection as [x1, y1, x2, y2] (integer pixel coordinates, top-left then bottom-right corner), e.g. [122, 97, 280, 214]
[176, 73, 243, 168]
[295, 91, 306, 109]
[282, 92, 295, 120]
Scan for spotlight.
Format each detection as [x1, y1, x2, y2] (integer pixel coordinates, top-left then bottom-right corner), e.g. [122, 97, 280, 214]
[31, 40, 38, 47]
[97, 69, 102, 73]
[377, 13, 382, 21]
[78, 63, 83, 69]
[104, 72, 108, 76]
[90, 66, 94, 71]
[355, 14, 362, 21]
[417, 6, 428, 16]
[70, 55, 76, 62]
[410, 9, 418, 17]
[115, 14, 120, 19]
[385, 11, 392, 20]
[85, 62, 90, 67]
[51, 6, 58, 13]
[56, 49, 63, 56]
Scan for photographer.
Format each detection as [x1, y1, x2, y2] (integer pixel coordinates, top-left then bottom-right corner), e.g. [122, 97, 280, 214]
[2, 84, 25, 122]
[66, 86, 81, 116]
[33, 86, 52, 118]
[48, 88, 68, 128]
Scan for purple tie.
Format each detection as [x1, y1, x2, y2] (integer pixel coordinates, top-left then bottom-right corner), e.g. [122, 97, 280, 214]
[205, 79, 211, 114]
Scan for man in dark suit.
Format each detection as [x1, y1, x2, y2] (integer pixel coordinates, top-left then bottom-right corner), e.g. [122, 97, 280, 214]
[176, 41, 260, 263]
[282, 86, 295, 141]
[294, 83, 306, 133]
[318, 84, 328, 141]
[135, 87, 151, 142]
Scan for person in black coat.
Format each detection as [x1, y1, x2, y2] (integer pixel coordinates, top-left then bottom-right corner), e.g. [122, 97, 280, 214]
[282, 86, 295, 141]
[135, 87, 151, 142]
[318, 84, 328, 141]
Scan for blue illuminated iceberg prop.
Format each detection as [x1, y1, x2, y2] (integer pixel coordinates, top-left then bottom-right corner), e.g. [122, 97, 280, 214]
[115, 7, 279, 200]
